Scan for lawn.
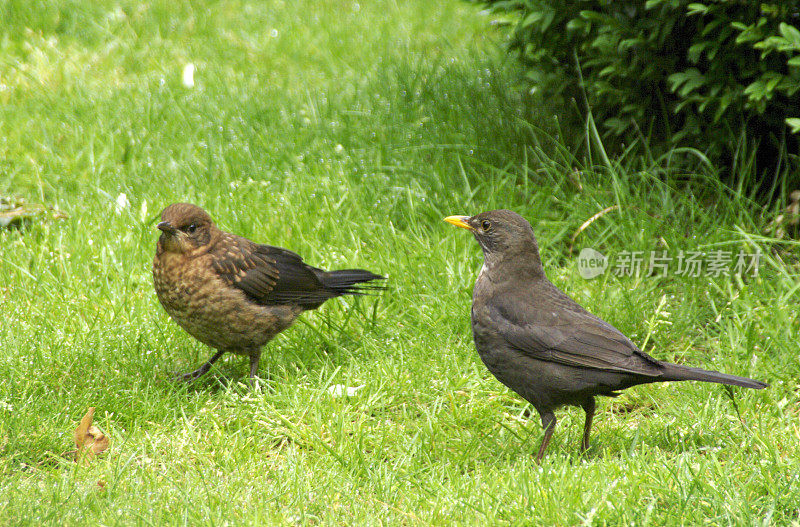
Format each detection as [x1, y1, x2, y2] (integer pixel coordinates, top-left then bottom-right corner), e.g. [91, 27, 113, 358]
[0, 0, 798, 524]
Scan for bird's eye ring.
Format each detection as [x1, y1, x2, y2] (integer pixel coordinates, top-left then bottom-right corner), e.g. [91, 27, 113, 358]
[186, 223, 197, 234]
[481, 220, 491, 231]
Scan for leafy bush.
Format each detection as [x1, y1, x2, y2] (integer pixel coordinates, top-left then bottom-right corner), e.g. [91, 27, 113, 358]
[479, 0, 800, 190]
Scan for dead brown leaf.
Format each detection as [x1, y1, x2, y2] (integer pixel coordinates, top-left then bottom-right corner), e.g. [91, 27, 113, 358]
[74, 407, 109, 463]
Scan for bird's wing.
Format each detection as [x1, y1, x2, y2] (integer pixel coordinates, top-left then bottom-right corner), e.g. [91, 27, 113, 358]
[486, 286, 663, 377]
[211, 235, 331, 306]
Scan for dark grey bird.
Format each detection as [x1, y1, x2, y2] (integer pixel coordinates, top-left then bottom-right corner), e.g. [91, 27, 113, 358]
[153, 203, 384, 381]
[445, 209, 768, 462]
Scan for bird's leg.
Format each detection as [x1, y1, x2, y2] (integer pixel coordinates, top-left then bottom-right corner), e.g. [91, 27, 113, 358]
[581, 397, 596, 453]
[178, 350, 225, 381]
[248, 350, 262, 380]
[535, 412, 557, 464]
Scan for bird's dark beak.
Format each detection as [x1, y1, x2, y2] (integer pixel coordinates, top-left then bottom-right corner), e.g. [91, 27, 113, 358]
[157, 221, 177, 235]
[444, 215, 474, 231]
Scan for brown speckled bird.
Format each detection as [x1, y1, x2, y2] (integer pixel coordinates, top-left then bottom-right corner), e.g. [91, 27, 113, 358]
[446, 209, 768, 462]
[153, 203, 384, 380]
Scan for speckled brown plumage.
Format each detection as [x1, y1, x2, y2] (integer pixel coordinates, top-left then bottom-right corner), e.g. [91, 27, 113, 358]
[152, 203, 384, 380]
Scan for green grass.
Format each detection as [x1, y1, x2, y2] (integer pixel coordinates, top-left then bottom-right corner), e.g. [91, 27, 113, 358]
[1, 0, 798, 524]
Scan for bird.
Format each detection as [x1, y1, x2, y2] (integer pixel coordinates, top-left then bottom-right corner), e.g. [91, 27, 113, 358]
[152, 203, 384, 381]
[445, 209, 768, 462]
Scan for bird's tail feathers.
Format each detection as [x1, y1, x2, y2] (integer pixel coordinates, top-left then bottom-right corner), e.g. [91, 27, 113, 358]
[660, 363, 768, 389]
[320, 269, 386, 296]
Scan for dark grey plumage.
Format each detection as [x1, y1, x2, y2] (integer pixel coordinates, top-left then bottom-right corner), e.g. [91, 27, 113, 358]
[446, 209, 767, 462]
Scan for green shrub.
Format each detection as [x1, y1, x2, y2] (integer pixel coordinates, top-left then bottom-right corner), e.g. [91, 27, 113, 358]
[478, 0, 800, 190]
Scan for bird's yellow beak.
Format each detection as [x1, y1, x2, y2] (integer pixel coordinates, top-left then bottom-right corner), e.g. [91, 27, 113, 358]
[444, 215, 473, 231]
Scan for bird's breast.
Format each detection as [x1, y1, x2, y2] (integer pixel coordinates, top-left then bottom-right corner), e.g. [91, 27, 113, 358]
[152, 250, 302, 352]
[152, 252, 202, 311]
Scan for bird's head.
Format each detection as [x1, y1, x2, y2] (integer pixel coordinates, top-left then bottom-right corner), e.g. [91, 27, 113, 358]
[445, 209, 543, 275]
[157, 203, 217, 254]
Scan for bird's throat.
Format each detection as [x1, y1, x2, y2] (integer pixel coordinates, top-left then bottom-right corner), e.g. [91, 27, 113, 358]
[480, 251, 544, 283]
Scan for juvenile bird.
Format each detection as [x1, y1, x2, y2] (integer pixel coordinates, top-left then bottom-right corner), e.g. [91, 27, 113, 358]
[153, 203, 384, 380]
[445, 209, 767, 462]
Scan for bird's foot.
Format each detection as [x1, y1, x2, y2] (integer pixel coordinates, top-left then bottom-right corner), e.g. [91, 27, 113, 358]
[174, 368, 206, 382]
[244, 375, 262, 390]
[173, 350, 226, 382]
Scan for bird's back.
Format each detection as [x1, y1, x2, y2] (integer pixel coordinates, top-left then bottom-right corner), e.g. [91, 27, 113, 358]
[471, 271, 669, 411]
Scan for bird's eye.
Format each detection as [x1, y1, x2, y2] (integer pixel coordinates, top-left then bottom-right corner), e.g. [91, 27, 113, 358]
[186, 223, 197, 234]
[481, 220, 491, 231]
